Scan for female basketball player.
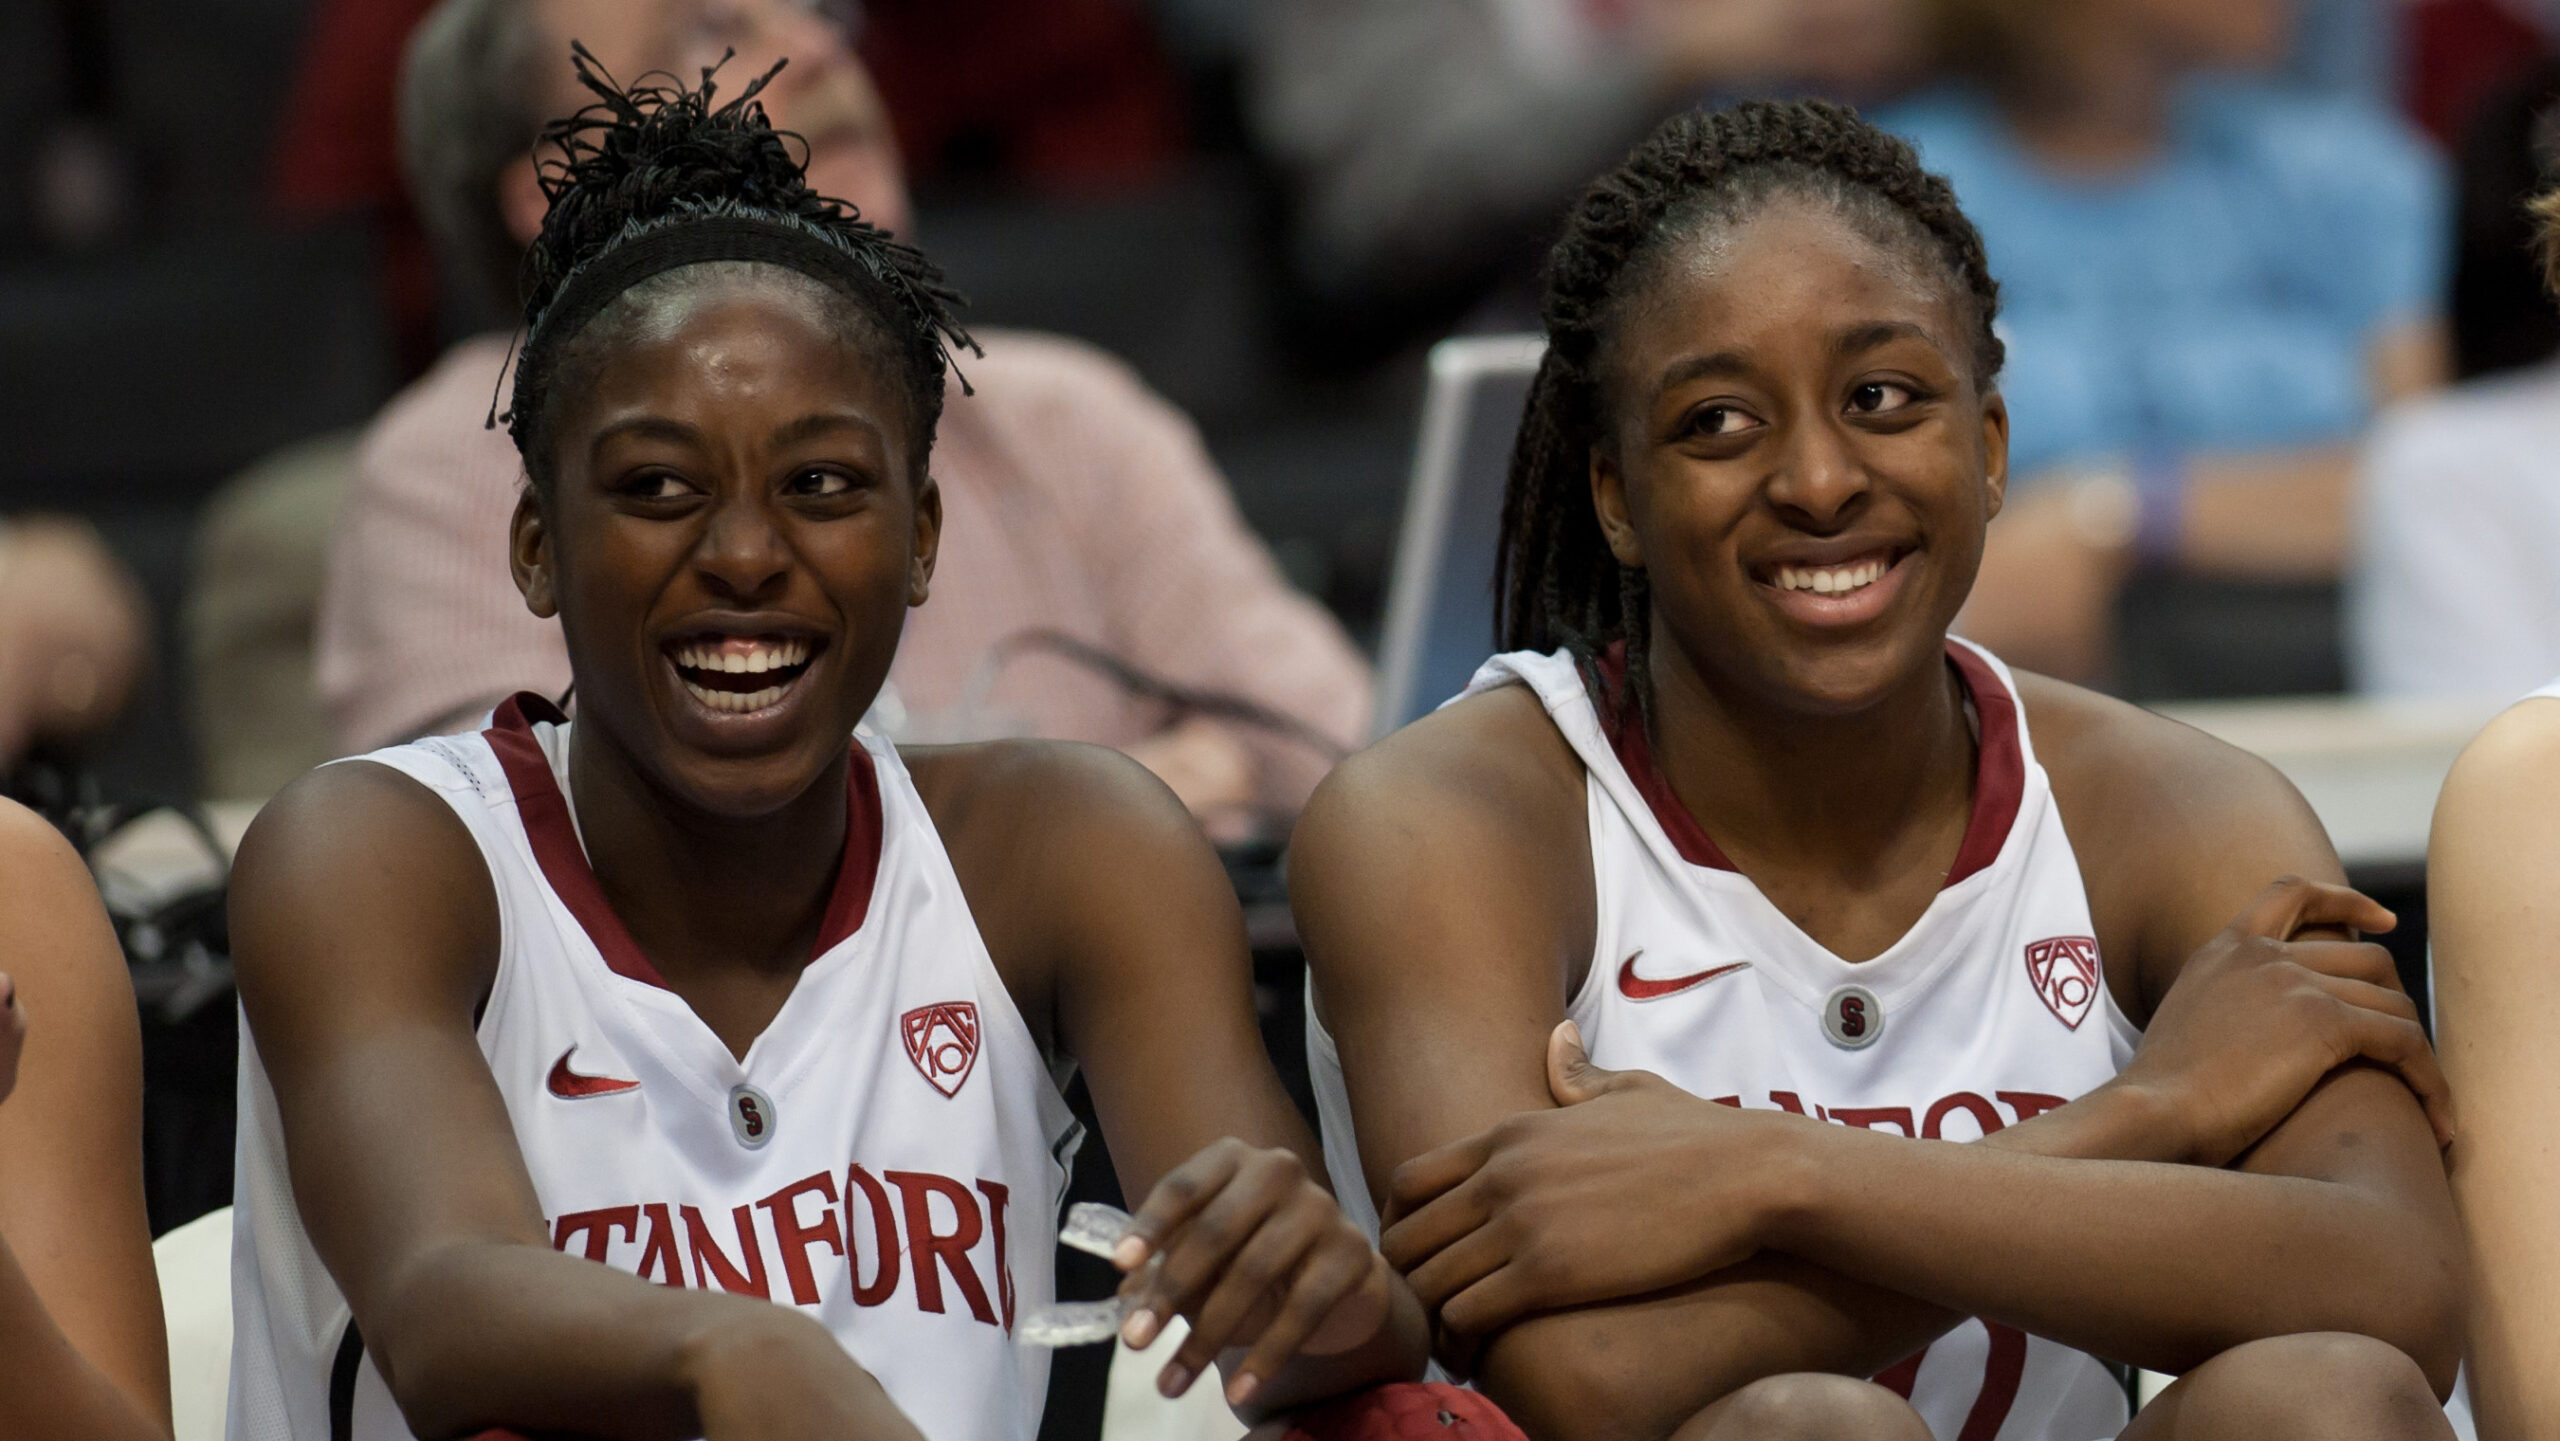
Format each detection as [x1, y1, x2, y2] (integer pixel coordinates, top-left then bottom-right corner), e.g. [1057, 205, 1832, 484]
[225, 55, 1424, 1440]
[1295, 102, 2464, 1441]
[0, 802, 169, 1440]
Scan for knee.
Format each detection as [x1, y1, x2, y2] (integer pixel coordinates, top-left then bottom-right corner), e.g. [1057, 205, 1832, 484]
[1685, 1373, 1933, 1441]
[2169, 1333, 2450, 1440]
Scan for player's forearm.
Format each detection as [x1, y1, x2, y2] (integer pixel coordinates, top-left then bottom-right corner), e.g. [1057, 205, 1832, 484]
[361, 1239, 810, 1439]
[1762, 1122, 2461, 1386]
[0, 1232, 168, 1441]
[1472, 1259, 1957, 1441]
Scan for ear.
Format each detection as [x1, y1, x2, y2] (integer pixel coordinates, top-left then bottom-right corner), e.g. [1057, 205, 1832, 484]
[1589, 444, 1645, 569]
[509, 488, 558, 619]
[1979, 389, 2012, 523]
[498, 155, 548, 250]
[908, 472, 942, 608]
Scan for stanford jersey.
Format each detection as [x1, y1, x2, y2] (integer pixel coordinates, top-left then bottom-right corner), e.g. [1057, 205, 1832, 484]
[1310, 643, 2135, 1441]
[229, 697, 1079, 1441]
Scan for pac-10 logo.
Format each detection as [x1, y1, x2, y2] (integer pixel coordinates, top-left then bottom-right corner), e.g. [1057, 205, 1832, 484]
[902, 1002, 982, 1098]
[2024, 936, 2103, 1030]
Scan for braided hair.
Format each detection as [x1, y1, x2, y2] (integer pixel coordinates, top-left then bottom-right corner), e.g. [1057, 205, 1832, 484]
[1493, 100, 2004, 706]
[502, 44, 975, 492]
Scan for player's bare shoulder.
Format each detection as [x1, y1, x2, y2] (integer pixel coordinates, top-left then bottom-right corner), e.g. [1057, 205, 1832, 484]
[1292, 680, 1595, 988]
[2011, 669, 2333, 1006]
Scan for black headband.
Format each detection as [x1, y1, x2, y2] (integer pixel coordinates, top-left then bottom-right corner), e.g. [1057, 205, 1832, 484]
[522, 214, 885, 359]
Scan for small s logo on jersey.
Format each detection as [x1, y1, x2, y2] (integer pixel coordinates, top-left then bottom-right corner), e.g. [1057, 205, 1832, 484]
[1822, 984, 1884, 1050]
[728, 1083, 777, 1149]
[902, 1002, 982, 1099]
[2024, 936, 2102, 1031]
[1615, 950, 1754, 1001]
[546, 1046, 640, 1099]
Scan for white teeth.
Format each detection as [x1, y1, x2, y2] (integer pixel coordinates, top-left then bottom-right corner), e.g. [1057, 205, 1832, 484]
[680, 678, 792, 714]
[669, 638, 812, 678]
[1775, 559, 1889, 595]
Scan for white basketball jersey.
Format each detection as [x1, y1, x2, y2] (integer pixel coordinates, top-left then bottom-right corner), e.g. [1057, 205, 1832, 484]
[1310, 643, 2137, 1441]
[228, 696, 1080, 1441]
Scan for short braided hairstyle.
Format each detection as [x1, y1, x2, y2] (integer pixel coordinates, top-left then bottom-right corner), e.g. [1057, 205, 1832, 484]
[503, 44, 974, 493]
[1493, 100, 2003, 703]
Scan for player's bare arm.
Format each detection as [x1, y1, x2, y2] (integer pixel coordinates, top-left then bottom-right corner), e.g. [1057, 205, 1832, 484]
[232, 762, 918, 1441]
[921, 739, 1429, 1421]
[0, 801, 171, 1441]
[2424, 695, 2560, 1440]
[1390, 692, 2463, 1377]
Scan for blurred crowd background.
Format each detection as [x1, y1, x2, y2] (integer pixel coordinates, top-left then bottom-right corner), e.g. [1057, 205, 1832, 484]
[1, 0, 2558, 814]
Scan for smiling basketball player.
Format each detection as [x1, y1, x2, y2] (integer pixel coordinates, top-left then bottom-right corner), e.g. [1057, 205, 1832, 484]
[1294, 102, 2463, 1441]
[223, 55, 1424, 1440]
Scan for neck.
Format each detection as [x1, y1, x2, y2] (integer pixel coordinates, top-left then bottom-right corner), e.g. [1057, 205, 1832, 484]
[1641, 638, 1975, 888]
[566, 719, 850, 982]
[1993, 16, 2180, 176]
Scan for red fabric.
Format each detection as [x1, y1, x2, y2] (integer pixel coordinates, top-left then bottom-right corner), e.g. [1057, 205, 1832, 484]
[858, 0, 1184, 188]
[2405, 0, 2555, 145]
[1280, 1383, 1529, 1441]
[266, 0, 444, 371]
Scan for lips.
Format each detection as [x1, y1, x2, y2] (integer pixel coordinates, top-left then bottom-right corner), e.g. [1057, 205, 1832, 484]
[1752, 546, 1913, 629]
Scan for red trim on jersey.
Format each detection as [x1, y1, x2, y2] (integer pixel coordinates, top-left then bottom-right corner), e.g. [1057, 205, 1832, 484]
[482, 693, 885, 991]
[1594, 641, 2025, 889]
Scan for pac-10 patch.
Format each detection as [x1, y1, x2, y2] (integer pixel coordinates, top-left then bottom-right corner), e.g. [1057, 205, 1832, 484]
[1821, 984, 1883, 1050]
[2024, 936, 2102, 1030]
[902, 1001, 982, 1098]
[728, 1083, 777, 1149]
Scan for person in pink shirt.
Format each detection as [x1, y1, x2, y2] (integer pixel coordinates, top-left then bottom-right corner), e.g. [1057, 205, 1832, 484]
[317, 0, 1371, 832]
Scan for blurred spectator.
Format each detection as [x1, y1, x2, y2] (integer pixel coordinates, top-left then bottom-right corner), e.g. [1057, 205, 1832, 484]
[312, 0, 1371, 831]
[2352, 61, 2560, 700]
[1879, 0, 2451, 684]
[1249, 0, 1923, 327]
[0, 518, 148, 768]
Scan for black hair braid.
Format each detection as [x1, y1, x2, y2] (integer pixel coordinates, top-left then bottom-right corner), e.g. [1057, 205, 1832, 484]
[1492, 99, 2004, 709]
[502, 43, 976, 481]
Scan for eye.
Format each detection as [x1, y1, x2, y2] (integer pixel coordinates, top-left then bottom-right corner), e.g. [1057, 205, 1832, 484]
[1683, 404, 1764, 439]
[1847, 382, 1920, 415]
[621, 470, 697, 501]
[789, 468, 856, 497]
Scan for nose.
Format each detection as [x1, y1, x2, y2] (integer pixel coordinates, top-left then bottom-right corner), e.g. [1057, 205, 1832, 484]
[1764, 412, 1871, 532]
[691, 493, 793, 605]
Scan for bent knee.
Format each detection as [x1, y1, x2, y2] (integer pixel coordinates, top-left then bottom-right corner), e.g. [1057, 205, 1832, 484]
[1684, 1373, 1932, 1441]
[2167, 1333, 2450, 1439]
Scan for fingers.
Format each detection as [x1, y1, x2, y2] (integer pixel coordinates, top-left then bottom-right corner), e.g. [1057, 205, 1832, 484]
[1122, 1146, 1297, 1348]
[1121, 1138, 1250, 1272]
[2281, 940, 2405, 993]
[1162, 1195, 1330, 1382]
[1384, 1132, 1493, 1225]
[1545, 1020, 1614, 1107]
[1378, 1181, 1486, 1276]
[1439, 1258, 1544, 1339]
[1399, 1216, 1510, 1318]
[1221, 1247, 1386, 1408]
[2230, 876, 2395, 943]
[2334, 1004, 2457, 1150]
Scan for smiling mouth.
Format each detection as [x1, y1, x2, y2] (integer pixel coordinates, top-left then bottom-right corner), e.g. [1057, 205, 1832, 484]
[666, 636, 818, 715]
[1762, 550, 1906, 598]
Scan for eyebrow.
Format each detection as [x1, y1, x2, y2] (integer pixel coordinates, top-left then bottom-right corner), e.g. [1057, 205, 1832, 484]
[767, 411, 885, 449]
[589, 415, 702, 455]
[1654, 350, 1754, 392]
[1830, 320, 1937, 358]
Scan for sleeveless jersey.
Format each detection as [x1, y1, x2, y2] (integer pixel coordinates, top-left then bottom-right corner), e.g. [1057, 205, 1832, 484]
[1309, 643, 2138, 1441]
[228, 697, 1080, 1441]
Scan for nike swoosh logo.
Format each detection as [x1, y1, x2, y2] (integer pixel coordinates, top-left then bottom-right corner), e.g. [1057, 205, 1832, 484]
[547, 1046, 640, 1099]
[1616, 951, 1753, 1001]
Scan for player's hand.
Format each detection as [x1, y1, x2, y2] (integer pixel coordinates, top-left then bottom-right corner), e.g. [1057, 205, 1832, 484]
[689, 1307, 926, 1440]
[0, 973, 23, 1107]
[2114, 876, 2453, 1167]
[1378, 1022, 1797, 1339]
[1113, 1138, 1397, 1410]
